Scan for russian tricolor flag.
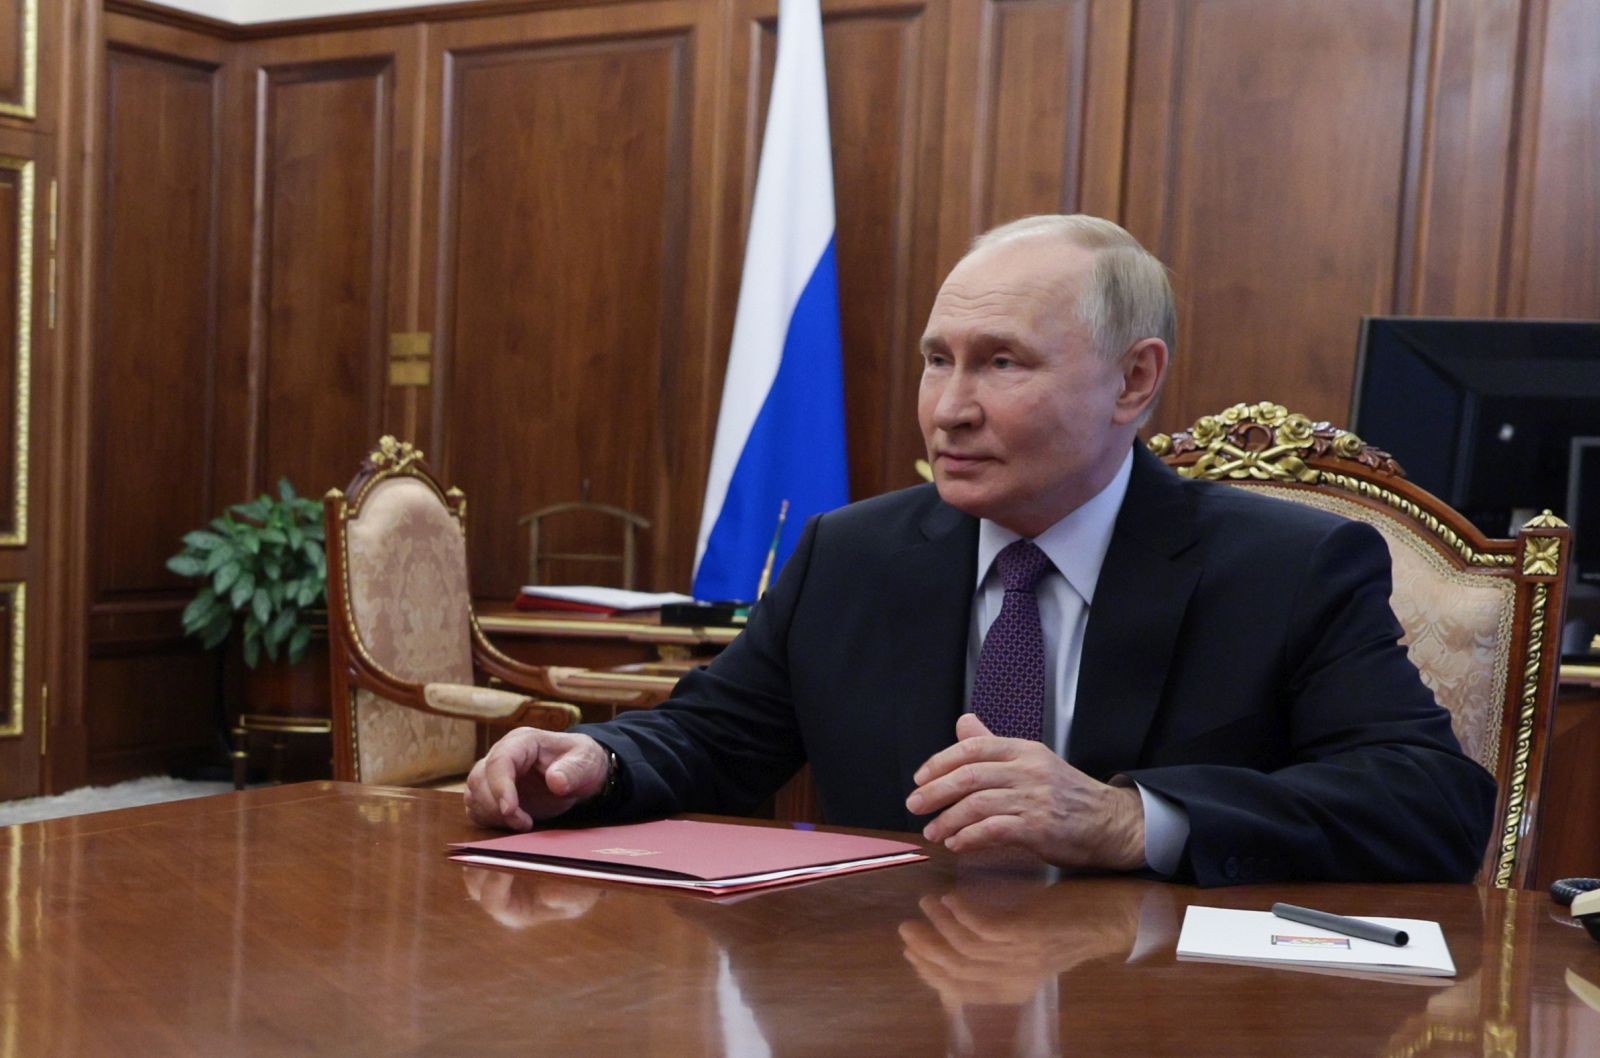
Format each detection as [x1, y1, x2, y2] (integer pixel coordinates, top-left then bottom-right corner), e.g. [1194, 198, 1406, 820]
[692, 0, 848, 601]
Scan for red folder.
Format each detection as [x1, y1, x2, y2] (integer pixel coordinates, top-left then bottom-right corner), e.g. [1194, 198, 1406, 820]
[512, 592, 618, 614]
[450, 819, 925, 894]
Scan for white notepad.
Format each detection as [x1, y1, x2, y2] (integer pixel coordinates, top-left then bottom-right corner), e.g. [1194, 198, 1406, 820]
[1176, 906, 1455, 977]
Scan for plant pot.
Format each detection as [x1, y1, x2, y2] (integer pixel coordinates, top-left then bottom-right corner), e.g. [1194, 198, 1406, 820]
[224, 618, 333, 785]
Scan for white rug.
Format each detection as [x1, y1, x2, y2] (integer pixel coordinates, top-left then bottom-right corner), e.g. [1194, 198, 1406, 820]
[0, 775, 238, 827]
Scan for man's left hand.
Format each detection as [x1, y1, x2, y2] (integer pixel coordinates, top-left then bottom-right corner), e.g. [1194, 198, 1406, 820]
[906, 713, 1146, 870]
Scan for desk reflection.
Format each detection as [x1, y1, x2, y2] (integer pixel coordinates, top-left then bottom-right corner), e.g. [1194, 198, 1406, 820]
[900, 871, 1176, 1057]
[461, 867, 603, 930]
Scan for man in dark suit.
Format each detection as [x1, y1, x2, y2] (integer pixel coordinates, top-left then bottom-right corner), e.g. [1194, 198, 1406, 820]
[465, 215, 1495, 885]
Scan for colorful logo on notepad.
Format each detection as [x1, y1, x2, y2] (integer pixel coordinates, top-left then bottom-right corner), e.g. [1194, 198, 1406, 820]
[592, 847, 660, 857]
[1270, 934, 1351, 948]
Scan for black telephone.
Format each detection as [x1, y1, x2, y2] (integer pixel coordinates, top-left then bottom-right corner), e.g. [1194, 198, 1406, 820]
[1551, 877, 1600, 942]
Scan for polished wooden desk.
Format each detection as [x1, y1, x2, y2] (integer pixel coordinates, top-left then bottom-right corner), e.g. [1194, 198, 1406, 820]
[4, 783, 1600, 1057]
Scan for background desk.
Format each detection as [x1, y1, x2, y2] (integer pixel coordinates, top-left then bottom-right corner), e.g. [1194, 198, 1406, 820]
[477, 602, 738, 668]
[1546, 664, 1600, 888]
[4, 783, 1599, 1057]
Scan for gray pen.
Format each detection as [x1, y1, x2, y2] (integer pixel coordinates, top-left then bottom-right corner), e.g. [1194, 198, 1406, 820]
[1270, 902, 1409, 947]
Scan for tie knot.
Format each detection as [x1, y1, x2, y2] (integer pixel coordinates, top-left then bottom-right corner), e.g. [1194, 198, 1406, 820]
[995, 539, 1051, 592]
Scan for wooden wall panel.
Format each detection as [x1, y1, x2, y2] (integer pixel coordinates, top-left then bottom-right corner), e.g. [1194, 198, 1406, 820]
[94, 45, 220, 598]
[84, 650, 218, 782]
[435, 30, 694, 596]
[253, 58, 390, 497]
[829, 5, 943, 499]
[1506, 0, 1600, 317]
[1122, 0, 1418, 434]
[1399, 0, 1520, 316]
[936, 0, 1129, 273]
[974, 0, 1089, 226]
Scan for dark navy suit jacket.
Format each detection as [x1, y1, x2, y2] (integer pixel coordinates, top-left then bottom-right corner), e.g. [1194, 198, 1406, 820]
[576, 445, 1496, 886]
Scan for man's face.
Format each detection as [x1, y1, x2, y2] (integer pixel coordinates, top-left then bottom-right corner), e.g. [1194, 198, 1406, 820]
[917, 238, 1129, 537]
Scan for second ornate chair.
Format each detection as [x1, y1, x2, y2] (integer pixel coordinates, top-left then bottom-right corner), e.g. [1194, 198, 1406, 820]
[323, 437, 650, 787]
[1150, 402, 1570, 889]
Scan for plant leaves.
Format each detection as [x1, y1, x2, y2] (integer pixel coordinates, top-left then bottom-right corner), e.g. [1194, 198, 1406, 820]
[213, 561, 241, 596]
[201, 619, 232, 651]
[181, 589, 219, 630]
[230, 572, 256, 610]
[202, 546, 233, 574]
[179, 478, 327, 661]
[267, 609, 297, 647]
[182, 530, 227, 551]
[287, 623, 313, 664]
[166, 554, 205, 578]
[251, 587, 272, 627]
[231, 497, 271, 523]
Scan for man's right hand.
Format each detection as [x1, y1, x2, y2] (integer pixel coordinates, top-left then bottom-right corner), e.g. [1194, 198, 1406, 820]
[464, 727, 611, 831]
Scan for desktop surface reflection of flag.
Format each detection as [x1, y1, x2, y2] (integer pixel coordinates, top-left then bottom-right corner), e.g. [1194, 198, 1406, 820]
[692, 0, 848, 602]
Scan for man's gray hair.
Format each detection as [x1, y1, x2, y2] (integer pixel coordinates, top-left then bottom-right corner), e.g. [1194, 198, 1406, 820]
[969, 214, 1176, 363]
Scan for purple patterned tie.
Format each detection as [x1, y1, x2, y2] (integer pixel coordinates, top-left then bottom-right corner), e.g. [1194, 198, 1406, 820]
[971, 539, 1051, 742]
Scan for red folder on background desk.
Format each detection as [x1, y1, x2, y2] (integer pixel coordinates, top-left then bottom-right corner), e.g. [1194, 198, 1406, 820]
[450, 819, 925, 894]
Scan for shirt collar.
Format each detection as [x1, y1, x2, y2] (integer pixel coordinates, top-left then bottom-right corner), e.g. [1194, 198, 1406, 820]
[974, 448, 1134, 605]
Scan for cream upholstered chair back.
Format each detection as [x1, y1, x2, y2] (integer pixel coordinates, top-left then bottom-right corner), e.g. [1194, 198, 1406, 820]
[326, 440, 623, 788]
[344, 477, 478, 785]
[1150, 403, 1570, 889]
[327, 439, 478, 785]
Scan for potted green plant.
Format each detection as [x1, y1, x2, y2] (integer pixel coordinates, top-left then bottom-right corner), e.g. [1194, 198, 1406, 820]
[166, 478, 327, 667]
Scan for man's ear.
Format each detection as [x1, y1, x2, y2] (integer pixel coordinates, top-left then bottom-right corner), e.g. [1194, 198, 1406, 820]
[1112, 338, 1168, 425]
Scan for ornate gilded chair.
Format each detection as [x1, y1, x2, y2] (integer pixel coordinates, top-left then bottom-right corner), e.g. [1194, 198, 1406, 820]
[1150, 403, 1570, 889]
[324, 437, 648, 787]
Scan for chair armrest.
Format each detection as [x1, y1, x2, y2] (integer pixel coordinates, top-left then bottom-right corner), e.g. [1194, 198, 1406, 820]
[422, 683, 581, 729]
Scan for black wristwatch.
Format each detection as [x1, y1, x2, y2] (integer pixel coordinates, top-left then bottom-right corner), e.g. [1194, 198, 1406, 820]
[598, 749, 621, 804]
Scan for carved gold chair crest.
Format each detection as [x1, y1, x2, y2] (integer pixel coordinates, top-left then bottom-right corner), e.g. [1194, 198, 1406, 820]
[1150, 403, 1570, 889]
[323, 437, 645, 787]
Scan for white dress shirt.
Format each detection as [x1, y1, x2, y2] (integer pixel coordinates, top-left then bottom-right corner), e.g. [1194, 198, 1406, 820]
[964, 450, 1188, 875]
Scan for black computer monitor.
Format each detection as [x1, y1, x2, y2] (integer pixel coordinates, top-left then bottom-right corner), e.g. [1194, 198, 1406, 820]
[1350, 317, 1600, 654]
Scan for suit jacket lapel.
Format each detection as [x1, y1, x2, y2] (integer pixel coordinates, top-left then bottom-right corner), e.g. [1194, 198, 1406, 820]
[1069, 446, 1201, 779]
[884, 498, 976, 824]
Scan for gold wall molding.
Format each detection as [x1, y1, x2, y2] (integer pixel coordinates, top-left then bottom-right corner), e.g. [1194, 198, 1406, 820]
[0, 0, 37, 121]
[0, 156, 31, 547]
[0, 582, 23, 738]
